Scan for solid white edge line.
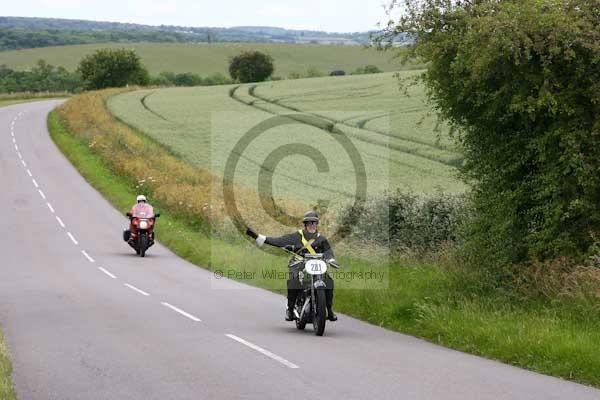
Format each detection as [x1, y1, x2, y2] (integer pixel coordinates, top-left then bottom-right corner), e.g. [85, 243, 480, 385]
[225, 334, 300, 369]
[98, 267, 117, 279]
[66, 231, 79, 245]
[26, 169, 32, 177]
[46, 202, 55, 213]
[38, 189, 46, 200]
[56, 216, 66, 228]
[161, 302, 201, 322]
[32, 179, 39, 188]
[124, 283, 150, 296]
[81, 250, 95, 263]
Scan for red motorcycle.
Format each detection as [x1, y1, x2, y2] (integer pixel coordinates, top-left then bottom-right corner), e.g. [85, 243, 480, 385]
[123, 203, 160, 257]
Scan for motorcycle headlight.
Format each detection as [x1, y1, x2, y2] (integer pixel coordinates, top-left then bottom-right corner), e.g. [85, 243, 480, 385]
[139, 220, 148, 229]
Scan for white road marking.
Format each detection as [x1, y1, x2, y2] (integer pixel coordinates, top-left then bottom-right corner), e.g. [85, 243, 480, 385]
[225, 334, 300, 369]
[81, 250, 95, 263]
[10, 131, 14, 137]
[38, 189, 46, 200]
[98, 267, 117, 279]
[161, 302, 201, 322]
[46, 202, 55, 213]
[12, 137, 15, 143]
[32, 179, 39, 188]
[21, 160, 26, 167]
[14, 144, 18, 151]
[56, 216, 66, 228]
[124, 283, 150, 296]
[67, 232, 79, 245]
[26, 169, 32, 177]
[17, 152, 22, 159]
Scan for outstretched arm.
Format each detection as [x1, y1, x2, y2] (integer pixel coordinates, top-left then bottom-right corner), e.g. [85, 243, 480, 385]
[246, 227, 297, 248]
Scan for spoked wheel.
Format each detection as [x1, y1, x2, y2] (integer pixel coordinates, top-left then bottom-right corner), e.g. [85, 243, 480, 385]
[313, 289, 327, 336]
[295, 300, 307, 330]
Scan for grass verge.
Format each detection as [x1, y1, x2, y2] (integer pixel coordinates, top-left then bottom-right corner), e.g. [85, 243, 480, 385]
[48, 95, 600, 388]
[0, 328, 16, 400]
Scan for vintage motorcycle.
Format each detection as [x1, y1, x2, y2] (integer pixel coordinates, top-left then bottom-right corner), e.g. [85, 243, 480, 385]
[284, 248, 340, 336]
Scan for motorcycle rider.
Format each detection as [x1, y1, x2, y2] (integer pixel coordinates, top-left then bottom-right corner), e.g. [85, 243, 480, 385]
[247, 211, 338, 322]
[123, 195, 155, 243]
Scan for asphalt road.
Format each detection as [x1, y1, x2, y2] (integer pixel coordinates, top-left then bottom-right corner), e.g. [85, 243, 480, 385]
[0, 100, 598, 400]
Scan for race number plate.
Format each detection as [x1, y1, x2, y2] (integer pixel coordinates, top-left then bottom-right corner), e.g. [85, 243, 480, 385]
[305, 259, 327, 275]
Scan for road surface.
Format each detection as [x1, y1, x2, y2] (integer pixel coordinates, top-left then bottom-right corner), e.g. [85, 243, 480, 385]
[0, 100, 598, 400]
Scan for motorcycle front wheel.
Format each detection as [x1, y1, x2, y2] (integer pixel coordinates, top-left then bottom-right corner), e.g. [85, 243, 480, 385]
[139, 233, 148, 257]
[313, 289, 327, 336]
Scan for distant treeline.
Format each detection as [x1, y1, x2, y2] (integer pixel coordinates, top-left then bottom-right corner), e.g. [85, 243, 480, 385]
[0, 16, 376, 51]
[0, 27, 193, 51]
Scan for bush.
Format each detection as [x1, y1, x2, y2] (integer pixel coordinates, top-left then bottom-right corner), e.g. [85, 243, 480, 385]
[0, 60, 82, 93]
[228, 51, 274, 83]
[351, 65, 382, 75]
[330, 70, 346, 76]
[338, 191, 468, 257]
[77, 48, 149, 90]
[381, 0, 600, 272]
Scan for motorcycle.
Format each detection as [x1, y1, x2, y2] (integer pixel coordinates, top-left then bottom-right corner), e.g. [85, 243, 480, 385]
[283, 247, 340, 336]
[123, 205, 160, 257]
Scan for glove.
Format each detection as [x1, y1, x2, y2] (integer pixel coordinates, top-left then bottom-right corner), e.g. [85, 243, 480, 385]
[246, 227, 258, 239]
[256, 234, 266, 247]
[327, 258, 336, 264]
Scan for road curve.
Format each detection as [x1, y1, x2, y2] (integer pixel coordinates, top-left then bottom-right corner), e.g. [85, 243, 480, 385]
[0, 100, 598, 400]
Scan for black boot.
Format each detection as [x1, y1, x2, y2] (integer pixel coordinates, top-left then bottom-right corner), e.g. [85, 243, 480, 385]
[327, 308, 338, 321]
[285, 308, 295, 321]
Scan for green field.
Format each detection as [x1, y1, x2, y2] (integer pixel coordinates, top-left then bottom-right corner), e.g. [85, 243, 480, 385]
[0, 42, 413, 76]
[108, 71, 464, 218]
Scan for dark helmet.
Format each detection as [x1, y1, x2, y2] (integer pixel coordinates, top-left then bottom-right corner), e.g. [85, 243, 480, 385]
[302, 211, 319, 224]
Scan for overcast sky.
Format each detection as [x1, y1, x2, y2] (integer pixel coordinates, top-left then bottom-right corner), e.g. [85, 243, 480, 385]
[4, 0, 392, 33]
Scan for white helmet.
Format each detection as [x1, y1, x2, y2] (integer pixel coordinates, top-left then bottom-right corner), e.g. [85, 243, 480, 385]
[136, 195, 147, 203]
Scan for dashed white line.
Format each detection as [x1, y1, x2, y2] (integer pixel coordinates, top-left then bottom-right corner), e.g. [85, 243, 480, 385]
[17, 152, 22, 159]
[47, 202, 55, 213]
[32, 179, 39, 188]
[81, 250, 95, 263]
[12, 137, 15, 144]
[124, 283, 150, 296]
[21, 159, 26, 167]
[14, 144, 18, 151]
[38, 189, 46, 200]
[67, 231, 79, 245]
[56, 216, 66, 228]
[225, 334, 299, 369]
[26, 169, 32, 177]
[98, 267, 117, 279]
[161, 302, 201, 322]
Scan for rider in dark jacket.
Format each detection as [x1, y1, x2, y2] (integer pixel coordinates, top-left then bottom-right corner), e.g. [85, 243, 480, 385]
[247, 211, 338, 322]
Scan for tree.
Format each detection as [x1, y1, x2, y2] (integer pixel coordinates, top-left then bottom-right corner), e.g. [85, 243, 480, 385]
[380, 1, 600, 271]
[228, 51, 274, 83]
[77, 48, 149, 90]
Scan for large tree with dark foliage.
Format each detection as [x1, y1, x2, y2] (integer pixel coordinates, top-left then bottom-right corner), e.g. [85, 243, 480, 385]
[228, 51, 274, 83]
[380, 0, 600, 272]
[77, 48, 149, 89]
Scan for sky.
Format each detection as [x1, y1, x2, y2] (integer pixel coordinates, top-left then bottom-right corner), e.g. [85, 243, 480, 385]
[3, 0, 392, 33]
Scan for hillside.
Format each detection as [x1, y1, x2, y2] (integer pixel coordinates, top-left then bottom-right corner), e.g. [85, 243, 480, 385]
[0, 16, 375, 50]
[106, 72, 464, 210]
[0, 42, 413, 76]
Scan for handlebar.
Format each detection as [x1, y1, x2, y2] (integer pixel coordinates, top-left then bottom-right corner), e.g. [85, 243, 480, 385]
[280, 246, 340, 269]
